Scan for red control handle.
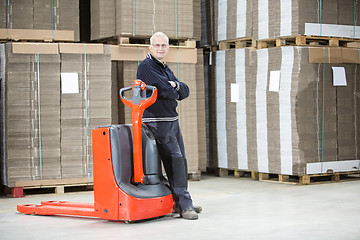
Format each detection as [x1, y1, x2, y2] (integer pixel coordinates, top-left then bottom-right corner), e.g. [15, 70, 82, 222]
[119, 80, 158, 184]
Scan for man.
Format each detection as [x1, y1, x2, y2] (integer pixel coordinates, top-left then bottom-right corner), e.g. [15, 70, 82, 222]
[136, 32, 201, 220]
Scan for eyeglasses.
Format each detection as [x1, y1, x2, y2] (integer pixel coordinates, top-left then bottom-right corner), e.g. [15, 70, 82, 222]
[151, 44, 168, 48]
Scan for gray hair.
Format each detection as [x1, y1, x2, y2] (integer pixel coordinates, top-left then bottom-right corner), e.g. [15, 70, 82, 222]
[150, 32, 169, 45]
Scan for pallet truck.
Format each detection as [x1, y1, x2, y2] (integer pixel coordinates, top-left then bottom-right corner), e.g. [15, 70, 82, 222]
[17, 80, 174, 222]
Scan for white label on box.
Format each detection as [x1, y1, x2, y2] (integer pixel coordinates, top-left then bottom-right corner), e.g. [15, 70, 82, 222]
[269, 71, 280, 92]
[61, 72, 79, 94]
[332, 67, 347, 86]
[231, 83, 239, 102]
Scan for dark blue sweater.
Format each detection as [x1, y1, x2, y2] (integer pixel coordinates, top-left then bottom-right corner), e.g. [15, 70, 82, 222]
[136, 54, 190, 122]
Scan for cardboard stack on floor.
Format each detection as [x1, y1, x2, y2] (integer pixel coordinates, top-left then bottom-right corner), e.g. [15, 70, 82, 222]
[0, 0, 80, 41]
[0, 1, 205, 189]
[214, 46, 360, 176]
[0, 43, 113, 187]
[59, 44, 112, 179]
[210, 0, 360, 176]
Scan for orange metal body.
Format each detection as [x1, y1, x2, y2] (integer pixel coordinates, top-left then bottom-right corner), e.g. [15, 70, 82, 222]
[92, 127, 173, 221]
[17, 80, 173, 222]
[17, 201, 96, 217]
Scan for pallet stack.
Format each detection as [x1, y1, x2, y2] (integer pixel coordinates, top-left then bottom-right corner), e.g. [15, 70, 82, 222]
[211, 0, 360, 43]
[205, 0, 360, 182]
[0, 42, 113, 190]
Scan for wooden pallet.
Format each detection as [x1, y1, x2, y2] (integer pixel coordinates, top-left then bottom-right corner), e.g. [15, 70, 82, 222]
[215, 168, 360, 185]
[217, 168, 256, 179]
[5, 184, 93, 198]
[3, 178, 94, 197]
[258, 171, 360, 185]
[257, 35, 360, 49]
[188, 171, 202, 181]
[218, 37, 256, 50]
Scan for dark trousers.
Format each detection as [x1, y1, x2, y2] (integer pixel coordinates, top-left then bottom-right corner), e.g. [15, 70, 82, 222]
[146, 120, 193, 210]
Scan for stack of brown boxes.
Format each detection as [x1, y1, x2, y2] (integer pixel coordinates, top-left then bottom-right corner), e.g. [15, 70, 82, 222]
[0, 43, 113, 187]
[91, 0, 200, 41]
[212, 0, 360, 42]
[32, 47, 62, 181]
[0, 0, 80, 41]
[213, 46, 360, 176]
[209, 0, 360, 176]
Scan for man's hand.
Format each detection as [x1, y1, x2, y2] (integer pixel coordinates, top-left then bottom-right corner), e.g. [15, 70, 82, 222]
[168, 81, 176, 88]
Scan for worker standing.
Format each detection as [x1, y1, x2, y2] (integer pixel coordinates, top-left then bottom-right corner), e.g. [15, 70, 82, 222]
[136, 32, 201, 220]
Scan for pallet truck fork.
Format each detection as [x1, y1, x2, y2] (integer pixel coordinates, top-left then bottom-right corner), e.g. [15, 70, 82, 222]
[17, 80, 174, 222]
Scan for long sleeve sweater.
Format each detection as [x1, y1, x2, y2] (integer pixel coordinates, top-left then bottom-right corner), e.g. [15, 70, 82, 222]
[136, 54, 190, 122]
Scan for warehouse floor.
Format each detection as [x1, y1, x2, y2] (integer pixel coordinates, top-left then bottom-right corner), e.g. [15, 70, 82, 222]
[0, 175, 359, 240]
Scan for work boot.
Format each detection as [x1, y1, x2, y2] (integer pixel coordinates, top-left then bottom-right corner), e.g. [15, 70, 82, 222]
[181, 208, 198, 220]
[174, 205, 202, 214]
[193, 205, 202, 213]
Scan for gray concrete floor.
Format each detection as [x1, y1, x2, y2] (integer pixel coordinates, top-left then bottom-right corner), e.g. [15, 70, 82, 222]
[0, 175, 360, 240]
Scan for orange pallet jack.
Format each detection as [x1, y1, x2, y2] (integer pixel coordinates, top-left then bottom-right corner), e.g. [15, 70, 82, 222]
[17, 80, 174, 222]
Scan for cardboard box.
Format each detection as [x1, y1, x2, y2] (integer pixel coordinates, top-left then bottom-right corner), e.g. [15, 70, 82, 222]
[0, 0, 79, 41]
[111, 45, 197, 64]
[211, 46, 360, 175]
[91, 0, 198, 41]
[0, 42, 113, 187]
[309, 47, 360, 64]
[214, 0, 360, 41]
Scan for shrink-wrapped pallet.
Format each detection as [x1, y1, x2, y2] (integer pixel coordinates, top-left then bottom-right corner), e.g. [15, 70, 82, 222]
[213, 46, 360, 175]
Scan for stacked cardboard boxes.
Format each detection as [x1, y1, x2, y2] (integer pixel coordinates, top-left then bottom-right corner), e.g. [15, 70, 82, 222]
[0, 0, 80, 41]
[206, 0, 360, 175]
[32, 48, 62, 181]
[213, 46, 360, 175]
[91, 0, 200, 41]
[212, 0, 360, 42]
[90, 0, 115, 40]
[0, 42, 112, 187]
[0, 0, 34, 29]
[253, 0, 360, 40]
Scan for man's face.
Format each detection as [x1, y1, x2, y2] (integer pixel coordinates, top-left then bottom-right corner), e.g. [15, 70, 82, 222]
[149, 36, 169, 61]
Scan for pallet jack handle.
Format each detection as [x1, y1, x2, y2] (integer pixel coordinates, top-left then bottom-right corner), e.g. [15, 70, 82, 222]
[119, 80, 158, 184]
